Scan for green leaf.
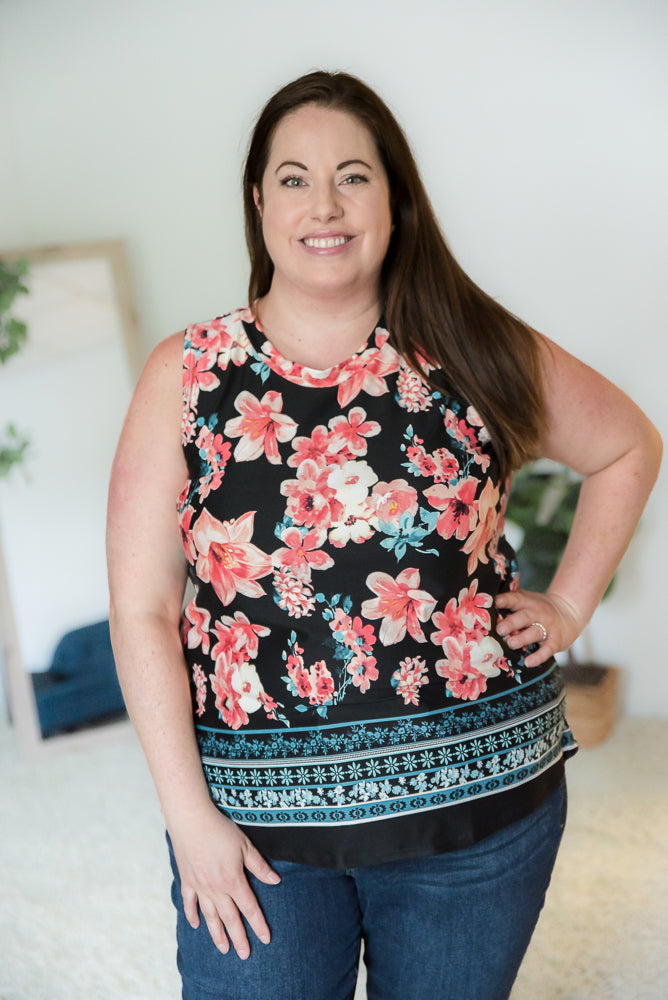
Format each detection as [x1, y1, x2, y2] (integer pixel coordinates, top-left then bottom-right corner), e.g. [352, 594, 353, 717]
[0, 317, 28, 364]
[0, 425, 30, 479]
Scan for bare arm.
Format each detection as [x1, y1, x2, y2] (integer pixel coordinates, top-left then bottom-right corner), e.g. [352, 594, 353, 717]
[496, 335, 662, 666]
[106, 333, 279, 959]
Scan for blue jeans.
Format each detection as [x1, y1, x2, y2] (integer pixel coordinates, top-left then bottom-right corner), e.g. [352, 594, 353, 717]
[168, 779, 567, 1000]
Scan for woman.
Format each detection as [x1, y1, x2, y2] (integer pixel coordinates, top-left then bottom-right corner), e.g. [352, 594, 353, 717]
[107, 71, 661, 1000]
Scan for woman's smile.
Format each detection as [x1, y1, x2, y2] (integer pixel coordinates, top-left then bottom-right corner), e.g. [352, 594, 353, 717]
[301, 233, 354, 250]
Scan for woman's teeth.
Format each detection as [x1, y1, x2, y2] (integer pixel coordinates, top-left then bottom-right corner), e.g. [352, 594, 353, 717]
[303, 236, 350, 248]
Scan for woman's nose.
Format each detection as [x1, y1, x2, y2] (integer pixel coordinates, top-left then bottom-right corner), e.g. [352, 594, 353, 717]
[309, 181, 343, 221]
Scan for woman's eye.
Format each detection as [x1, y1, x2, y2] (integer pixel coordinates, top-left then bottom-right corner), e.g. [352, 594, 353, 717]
[281, 176, 305, 187]
[341, 174, 369, 185]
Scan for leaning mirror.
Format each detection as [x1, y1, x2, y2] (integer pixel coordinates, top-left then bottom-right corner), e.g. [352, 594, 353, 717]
[0, 241, 142, 758]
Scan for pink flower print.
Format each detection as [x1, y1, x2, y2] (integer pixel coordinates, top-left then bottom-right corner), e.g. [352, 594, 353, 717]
[492, 550, 508, 577]
[368, 479, 419, 527]
[444, 408, 490, 472]
[259, 689, 279, 721]
[293, 664, 314, 699]
[224, 390, 297, 464]
[209, 654, 249, 730]
[431, 448, 460, 484]
[330, 607, 353, 637]
[183, 599, 211, 655]
[182, 406, 197, 445]
[178, 505, 198, 564]
[488, 486, 509, 578]
[435, 634, 509, 701]
[328, 611, 376, 658]
[220, 611, 271, 660]
[194, 426, 231, 499]
[346, 653, 379, 692]
[404, 434, 460, 484]
[308, 660, 336, 705]
[273, 527, 334, 580]
[457, 580, 492, 634]
[281, 458, 342, 530]
[392, 656, 429, 706]
[430, 598, 467, 647]
[192, 663, 207, 717]
[351, 617, 376, 653]
[444, 408, 478, 451]
[461, 478, 500, 575]
[211, 611, 270, 661]
[260, 340, 312, 381]
[183, 349, 221, 407]
[362, 568, 437, 645]
[396, 364, 434, 412]
[273, 568, 316, 618]
[193, 509, 273, 605]
[285, 642, 305, 679]
[177, 482, 190, 511]
[190, 317, 251, 370]
[406, 440, 438, 478]
[424, 476, 479, 541]
[430, 582, 492, 651]
[335, 330, 401, 407]
[328, 406, 381, 457]
[195, 425, 228, 465]
[287, 424, 343, 469]
[210, 618, 238, 662]
[189, 321, 231, 355]
[328, 504, 374, 547]
[466, 405, 491, 445]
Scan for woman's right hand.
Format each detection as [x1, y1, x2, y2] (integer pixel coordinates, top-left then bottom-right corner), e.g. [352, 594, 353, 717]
[168, 803, 281, 959]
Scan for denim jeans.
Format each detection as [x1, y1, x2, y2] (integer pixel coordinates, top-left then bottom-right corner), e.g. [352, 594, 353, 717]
[168, 778, 567, 1000]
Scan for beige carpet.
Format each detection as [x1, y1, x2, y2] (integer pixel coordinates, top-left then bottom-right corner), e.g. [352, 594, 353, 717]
[1, 716, 667, 1000]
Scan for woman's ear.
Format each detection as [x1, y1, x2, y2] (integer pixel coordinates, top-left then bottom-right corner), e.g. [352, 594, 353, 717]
[253, 185, 262, 217]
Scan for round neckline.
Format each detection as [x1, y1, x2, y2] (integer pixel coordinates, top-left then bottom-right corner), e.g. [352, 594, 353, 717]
[241, 311, 385, 385]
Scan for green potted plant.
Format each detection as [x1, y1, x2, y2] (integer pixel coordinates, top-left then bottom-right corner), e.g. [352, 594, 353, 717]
[0, 257, 30, 478]
[505, 461, 620, 747]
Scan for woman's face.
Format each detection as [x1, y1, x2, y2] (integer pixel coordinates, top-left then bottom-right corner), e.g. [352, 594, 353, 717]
[254, 104, 392, 304]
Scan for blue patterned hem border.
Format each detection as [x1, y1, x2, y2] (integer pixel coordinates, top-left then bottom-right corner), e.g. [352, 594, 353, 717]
[201, 693, 574, 826]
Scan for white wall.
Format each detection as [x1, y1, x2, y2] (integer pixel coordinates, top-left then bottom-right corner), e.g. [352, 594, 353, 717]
[1, 0, 666, 715]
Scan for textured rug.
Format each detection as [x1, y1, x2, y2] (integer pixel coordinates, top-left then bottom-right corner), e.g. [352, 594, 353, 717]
[1, 716, 666, 1000]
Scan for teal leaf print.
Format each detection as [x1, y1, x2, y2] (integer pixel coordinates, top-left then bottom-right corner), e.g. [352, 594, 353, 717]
[378, 509, 440, 560]
[250, 360, 271, 383]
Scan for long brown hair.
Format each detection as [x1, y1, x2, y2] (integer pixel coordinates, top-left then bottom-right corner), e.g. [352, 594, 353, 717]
[243, 71, 545, 478]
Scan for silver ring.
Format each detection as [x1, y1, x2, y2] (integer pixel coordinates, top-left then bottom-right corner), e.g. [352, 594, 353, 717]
[531, 621, 548, 643]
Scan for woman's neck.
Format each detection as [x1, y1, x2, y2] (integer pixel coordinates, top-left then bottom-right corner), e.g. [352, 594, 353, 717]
[253, 285, 382, 369]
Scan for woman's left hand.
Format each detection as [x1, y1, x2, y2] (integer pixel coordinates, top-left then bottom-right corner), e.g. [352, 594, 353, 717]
[495, 589, 584, 668]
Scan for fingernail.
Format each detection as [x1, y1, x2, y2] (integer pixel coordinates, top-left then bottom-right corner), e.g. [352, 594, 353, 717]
[260, 933, 271, 944]
[268, 872, 281, 884]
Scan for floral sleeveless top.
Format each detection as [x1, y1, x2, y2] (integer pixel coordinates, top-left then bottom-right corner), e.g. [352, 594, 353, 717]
[177, 308, 575, 868]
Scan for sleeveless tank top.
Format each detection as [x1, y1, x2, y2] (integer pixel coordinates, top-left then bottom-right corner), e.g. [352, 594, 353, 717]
[178, 308, 576, 868]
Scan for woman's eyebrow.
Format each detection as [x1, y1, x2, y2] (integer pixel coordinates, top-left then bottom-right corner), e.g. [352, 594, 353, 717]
[274, 158, 374, 174]
[337, 159, 373, 170]
[275, 160, 308, 173]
